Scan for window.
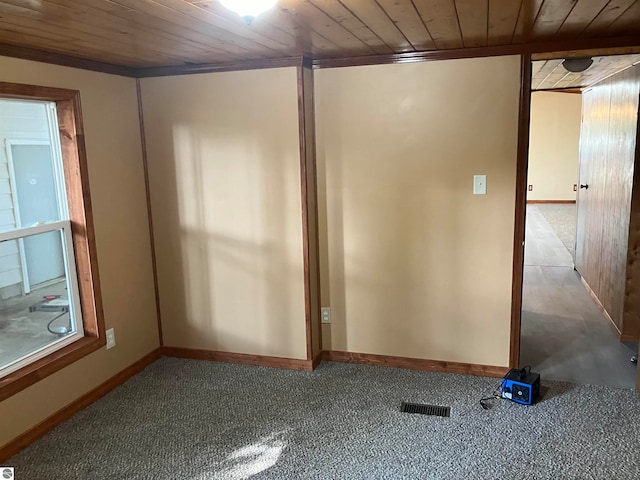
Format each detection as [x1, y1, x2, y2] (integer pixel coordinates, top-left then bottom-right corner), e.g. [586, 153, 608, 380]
[0, 82, 104, 400]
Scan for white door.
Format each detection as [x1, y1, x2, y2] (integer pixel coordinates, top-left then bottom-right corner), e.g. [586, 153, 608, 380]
[10, 143, 65, 287]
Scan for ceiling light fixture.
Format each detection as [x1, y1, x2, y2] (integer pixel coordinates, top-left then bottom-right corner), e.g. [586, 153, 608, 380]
[219, 0, 278, 24]
[562, 57, 593, 73]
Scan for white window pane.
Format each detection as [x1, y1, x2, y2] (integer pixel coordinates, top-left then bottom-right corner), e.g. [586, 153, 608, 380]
[0, 229, 80, 375]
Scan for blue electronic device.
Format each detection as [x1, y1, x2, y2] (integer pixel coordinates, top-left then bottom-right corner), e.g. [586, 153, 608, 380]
[500, 368, 540, 405]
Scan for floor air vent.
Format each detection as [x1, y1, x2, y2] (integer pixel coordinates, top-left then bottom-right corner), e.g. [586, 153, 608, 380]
[400, 402, 450, 417]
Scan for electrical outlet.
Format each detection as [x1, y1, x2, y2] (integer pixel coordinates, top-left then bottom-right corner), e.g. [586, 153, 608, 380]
[321, 307, 331, 324]
[106, 328, 116, 350]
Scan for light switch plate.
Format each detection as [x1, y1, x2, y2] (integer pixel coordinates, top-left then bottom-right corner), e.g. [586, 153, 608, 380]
[106, 328, 116, 349]
[473, 175, 487, 195]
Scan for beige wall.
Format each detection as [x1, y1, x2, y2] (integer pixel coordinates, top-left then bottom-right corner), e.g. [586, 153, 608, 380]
[0, 56, 159, 447]
[140, 68, 307, 359]
[316, 56, 521, 366]
[528, 91, 581, 201]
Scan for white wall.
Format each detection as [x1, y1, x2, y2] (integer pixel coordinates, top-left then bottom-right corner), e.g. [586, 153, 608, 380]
[528, 91, 581, 201]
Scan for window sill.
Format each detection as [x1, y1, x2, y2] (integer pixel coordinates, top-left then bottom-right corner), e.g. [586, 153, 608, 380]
[0, 335, 106, 402]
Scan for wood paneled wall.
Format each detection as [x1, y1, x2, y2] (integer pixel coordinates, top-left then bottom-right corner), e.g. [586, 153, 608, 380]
[576, 64, 640, 339]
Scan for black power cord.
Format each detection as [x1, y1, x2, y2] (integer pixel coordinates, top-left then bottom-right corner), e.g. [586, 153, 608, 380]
[479, 390, 502, 410]
[47, 311, 71, 336]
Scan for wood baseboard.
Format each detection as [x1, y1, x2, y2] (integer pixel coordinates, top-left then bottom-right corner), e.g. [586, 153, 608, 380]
[321, 350, 508, 378]
[526, 200, 576, 204]
[160, 346, 314, 371]
[580, 276, 622, 336]
[0, 348, 161, 463]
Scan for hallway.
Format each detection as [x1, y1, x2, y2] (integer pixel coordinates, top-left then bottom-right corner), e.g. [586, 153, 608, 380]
[520, 205, 638, 388]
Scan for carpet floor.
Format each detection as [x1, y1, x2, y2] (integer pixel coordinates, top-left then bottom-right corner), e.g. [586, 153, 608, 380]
[8, 358, 640, 479]
[535, 204, 576, 258]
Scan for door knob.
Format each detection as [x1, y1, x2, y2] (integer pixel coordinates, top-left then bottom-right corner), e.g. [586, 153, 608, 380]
[580, 184, 589, 189]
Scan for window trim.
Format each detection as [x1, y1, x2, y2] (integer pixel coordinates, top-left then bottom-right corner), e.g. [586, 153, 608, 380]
[0, 82, 105, 401]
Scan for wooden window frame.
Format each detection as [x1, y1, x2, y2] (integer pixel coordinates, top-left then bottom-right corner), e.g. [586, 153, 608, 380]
[0, 82, 105, 401]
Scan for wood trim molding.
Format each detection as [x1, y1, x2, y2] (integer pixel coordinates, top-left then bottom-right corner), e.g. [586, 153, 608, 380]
[63, 90, 105, 342]
[0, 43, 299, 78]
[296, 64, 322, 361]
[510, 54, 533, 370]
[307, 67, 322, 358]
[312, 36, 640, 69]
[297, 65, 313, 361]
[0, 82, 78, 101]
[135, 56, 304, 78]
[322, 350, 508, 378]
[526, 200, 576, 204]
[2, 37, 639, 78]
[160, 347, 314, 371]
[136, 79, 163, 346]
[533, 88, 582, 94]
[0, 42, 136, 77]
[0, 349, 161, 463]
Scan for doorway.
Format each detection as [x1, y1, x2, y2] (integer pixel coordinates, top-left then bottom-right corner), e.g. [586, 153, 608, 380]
[518, 53, 640, 389]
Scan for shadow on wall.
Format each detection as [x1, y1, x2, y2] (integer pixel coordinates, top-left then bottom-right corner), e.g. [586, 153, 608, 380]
[153, 123, 304, 356]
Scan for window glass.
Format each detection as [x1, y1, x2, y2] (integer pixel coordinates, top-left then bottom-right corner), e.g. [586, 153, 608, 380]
[0, 229, 81, 375]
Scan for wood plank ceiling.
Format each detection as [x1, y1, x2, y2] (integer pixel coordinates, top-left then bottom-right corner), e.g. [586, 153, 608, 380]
[532, 53, 640, 89]
[0, 0, 639, 69]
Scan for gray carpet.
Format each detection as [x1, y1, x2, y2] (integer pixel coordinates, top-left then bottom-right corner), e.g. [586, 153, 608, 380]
[8, 358, 640, 479]
[535, 204, 576, 258]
